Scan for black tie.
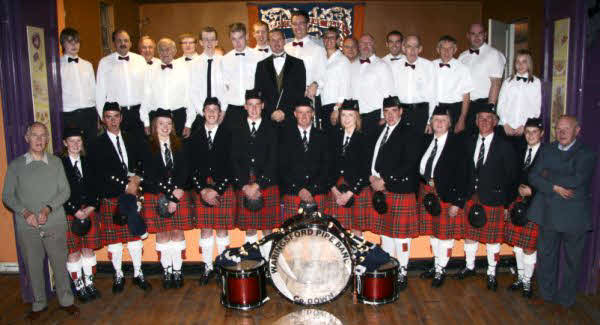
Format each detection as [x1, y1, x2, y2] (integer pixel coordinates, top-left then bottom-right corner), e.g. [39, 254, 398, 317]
[250, 122, 257, 137]
[517, 76, 527, 82]
[74, 160, 83, 181]
[185, 57, 192, 61]
[147, 61, 153, 65]
[207, 59, 213, 98]
[302, 130, 308, 152]
[161, 64, 172, 70]
[273, 53, 285, 59]
[118, 56, 129, 61]
[405, 62, 415, 69]
[342, 136, 350, 155]
[390, 57, 401, 61]
[164, 143, 173, 170]
[68, 57, 79, 63]
[469, 48, 480, 55]
[424, 139, 438, 181]
[207, 130, 213, 150]
[116, 135, 127, 171]
[439, 63, 450, 68]
[524, 148, 532, 169]
[476, 137, 486, 171]
[235, 52, 245, 56]
[258, 48, 269, 53]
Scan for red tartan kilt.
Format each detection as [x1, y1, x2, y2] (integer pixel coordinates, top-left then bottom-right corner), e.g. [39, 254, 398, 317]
[324, 178, 375, 230]
[282, 194, 326, 220]
[66, 211, 102, 254]
[193, 186, 236, 230]
[142, 192, 194, 233]
[464, 199, 505, 243]
[236, 185, 281, 230]
[418, 183, 465, 240]
[99, 198, 141, 245]
[373, 192, 419, 238]
[504, 197, 539, 250]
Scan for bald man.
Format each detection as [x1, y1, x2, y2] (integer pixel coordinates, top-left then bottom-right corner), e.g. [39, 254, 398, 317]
[342, 37, 359, 63]
[139, 36, 159, 66]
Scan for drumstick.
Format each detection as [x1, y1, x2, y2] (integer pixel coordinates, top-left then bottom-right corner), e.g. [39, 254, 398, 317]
[276, 88, 284, 111]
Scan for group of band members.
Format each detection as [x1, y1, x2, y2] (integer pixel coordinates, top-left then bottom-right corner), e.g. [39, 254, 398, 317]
[55, 9, 554, 303]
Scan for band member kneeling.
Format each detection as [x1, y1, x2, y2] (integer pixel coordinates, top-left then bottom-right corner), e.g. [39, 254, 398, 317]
[141, 108, 193, 289]
[417, 107, 467, 288]
[231, 89, 280, 258]
[62, 128, 102, 302]
[189, 97, 236, 285]
[369, 96, 422, 290]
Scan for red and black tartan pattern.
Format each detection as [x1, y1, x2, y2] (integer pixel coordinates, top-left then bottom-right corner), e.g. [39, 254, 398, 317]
[99, 198, 141, 245]
[236, 185, 281, 230]
[373, 192, 419, 238]
[142, 192, 194, 233]
[282, 194, 326, 220]
[464, 199, 505, 243]
[504, 197, 539, 250]
[193, 186, 236, 230]
[418, 183, 465, 240]
[324, 177, 373, 230]
[66, 211, 102, 254]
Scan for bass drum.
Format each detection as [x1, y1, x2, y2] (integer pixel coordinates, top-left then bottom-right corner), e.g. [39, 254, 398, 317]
[218, 259, 269, 310]
[355, 257, 400, 305]
[268, 216, 353, 305]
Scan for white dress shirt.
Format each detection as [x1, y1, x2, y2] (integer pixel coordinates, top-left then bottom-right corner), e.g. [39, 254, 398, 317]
[220, 47, 262, 107]
[382, 53, 406, 65]
[458, 43, 506, 100]
[272, 52, 286, 75]
[319, 50, 351, 106]
[205, 124, 219, 142]
[298, 126, 312, 143]
[433, 58, 474, 103]
[189, 53, 224, 116]
[284, 35, 327, 86]
[174, 53, 200, 64]
[473, 132, 494, 165]
[140, 60, 192, 127]
[69, 155, 84, 176]
[96, 51, 147, 117]
[247, 118, 262, 131]
[496, 73, 541, 128]
[350, 55, 394, 116]
[371, 122, 400, 177]
[419, 132, 448, 177]
[106, 131, 129, 169]
[393, 56, 438, 119]
[60, 55, 96, 112]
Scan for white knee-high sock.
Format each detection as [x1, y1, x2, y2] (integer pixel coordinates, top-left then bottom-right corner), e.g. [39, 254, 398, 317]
[513, 246, 524, 279]
[394, 238, 411, 275]
[245, 233, 258, 244]
[66, 258, 83, 289]
[437, 239, 455, 272]
[199, 237, 214, 269]
[127, 240, 144, 277]
[430, 237, 440, 269]
[171, 240, 186, 271]
[215, 235, 230, 255]
[81, 255, 97, 285]
[107, 243, 124, 277]
[486, 243, 501, 275]
[522, 251, 537, 283]
[464, 241, 478, 270]
[156, 241, 172, 271]
[380, 235, 395, 257]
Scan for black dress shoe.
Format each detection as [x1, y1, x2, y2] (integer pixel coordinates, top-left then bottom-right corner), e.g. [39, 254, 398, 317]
[112, 275, 125, 294]
[133, 275, 153, 291]
[73, 279, 90, 303]
[522, 281, 533, 298]
[162, 270, 173, 289]
[431, 271, 446, 288]
[198, 267, 214, 286]
[456, 267, 476, 279]
[397, 274, 408, 291]
[487, 274, 498, 291]
[419, 267, 435, 279]
[85, 284, 101, 300]
[508, 278, 523, 291]
[25, 307, 48, 321]
[173, 271, 184, 288]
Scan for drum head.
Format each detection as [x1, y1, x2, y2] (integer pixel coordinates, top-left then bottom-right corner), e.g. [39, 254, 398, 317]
[268, 225, 353, 305]
[223, 259, 264, 272]
[378, 259, 399, 272]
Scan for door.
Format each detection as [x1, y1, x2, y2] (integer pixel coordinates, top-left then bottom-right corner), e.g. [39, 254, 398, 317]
[488, 18, 514, 77]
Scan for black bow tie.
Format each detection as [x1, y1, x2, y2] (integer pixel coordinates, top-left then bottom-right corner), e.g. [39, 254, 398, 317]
[185, 57, 192, 61]
[146, 60, 153, 65]
[439, 63, 450, 68]
[390, 57, 401, 61]
[516, 76, 527, 82]
[118, 56, 129, 61]
[359, 58, 370, 64]
[68, 57, 79, 63]
[273, 53, 285, 59]
[292, 41, 303, 47]
[469, 48, 480, 55]
[161, 64, 173, 70]
[235, 52, 245, 56]
[258, 48, 269, 52]
[405, 62, 416, 69]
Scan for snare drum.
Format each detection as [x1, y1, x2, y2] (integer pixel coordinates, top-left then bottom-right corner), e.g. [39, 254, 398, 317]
[269, 215, 353, 306]
[355, 258, 400, 305]
[218, 259, 269, 310]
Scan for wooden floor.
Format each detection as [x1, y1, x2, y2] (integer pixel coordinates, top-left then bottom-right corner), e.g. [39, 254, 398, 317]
[0, 272, 598, 325]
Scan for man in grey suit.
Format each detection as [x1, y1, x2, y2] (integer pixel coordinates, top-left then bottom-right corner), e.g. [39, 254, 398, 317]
[528, 115, 597, 308]
[2, 122, 79, 320]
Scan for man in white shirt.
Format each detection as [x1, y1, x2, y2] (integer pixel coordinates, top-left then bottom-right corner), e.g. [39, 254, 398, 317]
[140, 38, 192, 138]
[284, 10, 327, 100]
[433, 35, 473, 133]
[458, 23, 506, 134]
[96, 30, 147, 140]
[391, 35, 436, 134]
[59, 28, 97, 144]
[342, 37, 359, 63]
[382, 30, 405, 65]
[138, 36, 159, 66]
[189, 26, 224, 132]
[220, 23, 262, 129]
[319, 27, 350, 131]
[174, 33, 199, 64]
[252, 21, 271, 57]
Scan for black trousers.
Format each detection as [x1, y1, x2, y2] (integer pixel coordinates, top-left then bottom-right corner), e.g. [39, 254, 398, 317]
[317, 102, 336, 134]
[536, 227, 587, 307]
[497, 126, 527, 154]
[400, 102, 428, 134]
[190, 114, 205, 135]
[223, 104, 247, 130]
[360, 110, 382, 137]
[171, 107, 187, 137]
[120, 104, 145, 140]
[466, 98, 489, 136]
[62, 106, 98, 145]
[437, 102, 462, 132]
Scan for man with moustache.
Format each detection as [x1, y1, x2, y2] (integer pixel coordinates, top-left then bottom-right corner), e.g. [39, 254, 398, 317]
[96, 30, 147, 140]
[342, 37, 359, 63]
[383, 30, 405, 65]
[252, 21, 271, 57]
[139, 36, 159, 66]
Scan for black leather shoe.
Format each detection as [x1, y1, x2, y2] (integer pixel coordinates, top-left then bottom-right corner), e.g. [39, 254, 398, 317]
[508, 278, 523, 291]
[26, 307, 48, 321]
[522, 281, 533, 298]
[456, 267, 476, 279]
[487, 274, 498, 291]
[198, 267, 214, 286]
[85, 284, 101, 300]
[162, 270, 173, 289]
[73, 279, 90, 303]
[419, 267, 435, 279]
[397, 274, 408, 291]
[173, 271, 184, 288]
[112, 275, 125, 294]
[133, 275, 152, 292]
[431, 271, 446, 288]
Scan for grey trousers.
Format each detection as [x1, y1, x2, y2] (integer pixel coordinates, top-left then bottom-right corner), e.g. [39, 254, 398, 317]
[16, 222, 74, 311]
